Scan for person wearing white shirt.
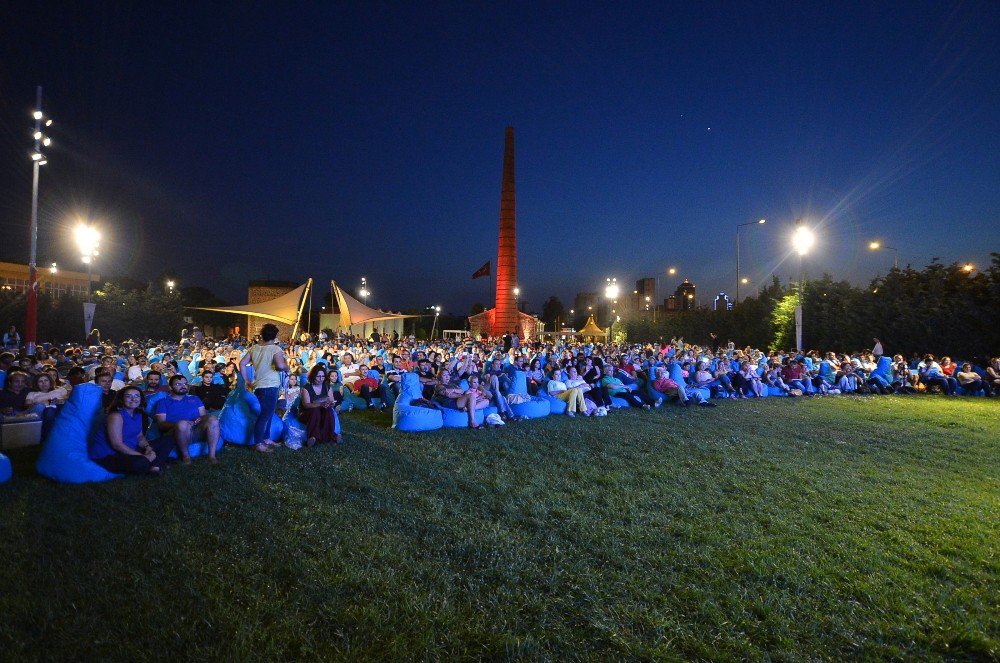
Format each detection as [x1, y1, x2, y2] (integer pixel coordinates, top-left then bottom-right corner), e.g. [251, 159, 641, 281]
[546, 365, 587, 417]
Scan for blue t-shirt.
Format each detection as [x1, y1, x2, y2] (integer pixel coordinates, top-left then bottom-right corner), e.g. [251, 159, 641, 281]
[154, 395, 204, 422]
[89, 409, 144, 460]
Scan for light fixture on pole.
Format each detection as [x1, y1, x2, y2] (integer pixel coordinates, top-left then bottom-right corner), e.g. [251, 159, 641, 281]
[605, 277, 619, 343]
[868, 241, 899, 270]
[962, 263, 974, 274]
[430, 305, 441, 339]
[49, 262, 58, 275]
[736, 218, 765, 303]
[513, 286, 520, 312]
[792, 222, 816, 353]
[75, 224, 101, 302]
[25, 86, 52, 355]
[166, 279, 176, 293]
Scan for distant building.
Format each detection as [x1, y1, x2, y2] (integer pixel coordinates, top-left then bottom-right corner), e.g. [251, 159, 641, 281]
[247, 280, 298, 341]
[0, 261, 96, 299]
[676, 279, 696, 311]
[713, 292, 733, 311]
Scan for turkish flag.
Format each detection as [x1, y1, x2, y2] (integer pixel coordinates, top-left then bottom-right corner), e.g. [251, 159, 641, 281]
[472, 261, 490, 279]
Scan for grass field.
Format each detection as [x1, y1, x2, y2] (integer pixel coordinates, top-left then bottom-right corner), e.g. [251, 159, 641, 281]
[1, 396, 997, 660]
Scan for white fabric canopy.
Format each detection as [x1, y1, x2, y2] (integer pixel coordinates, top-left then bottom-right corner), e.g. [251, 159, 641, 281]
[331, 280, 417, 328]
[190, 282, 308, 325]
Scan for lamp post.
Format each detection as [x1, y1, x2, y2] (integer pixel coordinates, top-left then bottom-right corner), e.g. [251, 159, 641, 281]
[736, 218, 765, 303]
[792, 222, 816, 353]
[605, 277, 619, 344]
[962, 263, 974, 274]
[25, 87, 52, 355]
[868, 241, 899, 270]
[166, 279, 176, 293]
[75, 224, 101, 302]
[429, 305, 441, 339]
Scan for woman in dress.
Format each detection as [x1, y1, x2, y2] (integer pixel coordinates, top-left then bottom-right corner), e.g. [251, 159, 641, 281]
[298, 364, 342, 446]
[88, 386, 173, 476]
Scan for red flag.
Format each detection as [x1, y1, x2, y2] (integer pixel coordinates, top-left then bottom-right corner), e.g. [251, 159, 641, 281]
[472, 261, 490, 279]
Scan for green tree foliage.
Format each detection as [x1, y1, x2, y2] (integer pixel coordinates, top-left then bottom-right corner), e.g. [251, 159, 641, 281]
[624, 256, 1000, 357]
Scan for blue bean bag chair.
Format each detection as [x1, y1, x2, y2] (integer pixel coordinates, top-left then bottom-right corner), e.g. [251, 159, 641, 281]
[441, 404, 498, 427]
[670, 364, 710, 401]
[36, 383, 121, 484]
[282, 396, 342, 439]
[392, 372, 443, 432]
[219, 379, 285, 445]
[0, 452, 11, 483]
[508, 371, 551, 419]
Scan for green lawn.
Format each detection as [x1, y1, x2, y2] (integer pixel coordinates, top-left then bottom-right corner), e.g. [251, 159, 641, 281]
[1, 396, 997, 660]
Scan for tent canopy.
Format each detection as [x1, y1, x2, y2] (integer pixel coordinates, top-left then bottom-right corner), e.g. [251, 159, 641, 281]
[331, 280, 417, 329]
[578, 314, 608, 337]
[189, 281, 309, 325]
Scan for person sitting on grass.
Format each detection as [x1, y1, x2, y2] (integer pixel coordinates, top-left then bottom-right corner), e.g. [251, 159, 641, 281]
[738, 360, 765, 398]
[986, 358, 1000, 395]
[94, 367, 119, 409]
[298, 364, 342, 446]
[88, 386, 174, 477]
[192, 367, 230, 412]
[600, 363, 652, 409]
[917, 355, 956, 395]
[0, 369, 31, 415]
[348, 364, 382, 409]
[955, 362, 988, 395]
[25, 372, 68, 440]
[546, 363, 588, 417]
[434, 370, 484, 429]
[154, 375, 220, 464]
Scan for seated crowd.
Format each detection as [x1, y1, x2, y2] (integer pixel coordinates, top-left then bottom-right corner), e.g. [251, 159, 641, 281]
[1, 327, 997, 476]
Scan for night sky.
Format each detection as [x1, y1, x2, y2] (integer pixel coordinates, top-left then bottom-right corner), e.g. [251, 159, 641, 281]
[1, 2, 997, 314]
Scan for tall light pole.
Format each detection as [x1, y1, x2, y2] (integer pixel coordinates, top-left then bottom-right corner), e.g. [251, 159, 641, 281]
[736, 218, 765, 303]
[792, 222, 816, 353]
[605, 277, 619, 344]
[868, 241, 899, 270]
[25, 87, 52, 355]
[75, 224, 101, 301]
[430, 305, 441, 339]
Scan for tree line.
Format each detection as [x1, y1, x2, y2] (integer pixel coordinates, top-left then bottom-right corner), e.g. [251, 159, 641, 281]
[621, 254, 1000, 360]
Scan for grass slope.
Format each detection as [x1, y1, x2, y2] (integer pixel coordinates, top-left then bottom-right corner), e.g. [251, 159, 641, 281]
[1, 396, 997, 660]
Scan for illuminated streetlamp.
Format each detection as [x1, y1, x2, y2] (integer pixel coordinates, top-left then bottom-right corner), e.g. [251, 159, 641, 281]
[25, 87, 52, 355]
[792, 222, 816, 353]
[962, 263, 974, 273]
[49, 262, 57, 275]
[513, 286, 520, 311]
[868, 241, 899, 270]
[736, 218, 765, 303]
[75, 224, 101, 302]
[605, 277, 619, 343]
[166, 280, 176, 293]
[430, 305, 442, 339]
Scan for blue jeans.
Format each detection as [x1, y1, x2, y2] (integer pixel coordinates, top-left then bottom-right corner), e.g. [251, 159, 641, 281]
[254, 387, 280, 445]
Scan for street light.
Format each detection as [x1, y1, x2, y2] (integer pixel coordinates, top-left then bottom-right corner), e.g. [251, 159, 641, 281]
[430, 305, 442, 339]
[166, 280, 176, 292]
[736, 218, 765, 303]
[605, 277, 619, 343]
[49, 262, 57, 275]
[962, 263, 974, 273]
[792, 222, 816, 353]
[75, 224, 101, 301]
[868, 241, 899, 270]
[668, 267, 677, 275]
[25, 87, 52, 355]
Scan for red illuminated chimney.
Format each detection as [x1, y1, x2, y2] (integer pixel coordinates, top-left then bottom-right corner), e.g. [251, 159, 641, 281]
[494, 127, 518, 335]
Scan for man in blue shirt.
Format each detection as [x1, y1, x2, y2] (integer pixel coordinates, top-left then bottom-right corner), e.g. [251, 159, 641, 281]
[155, 375, 220, 464]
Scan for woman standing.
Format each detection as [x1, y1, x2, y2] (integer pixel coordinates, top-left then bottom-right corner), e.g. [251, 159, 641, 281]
[239, 324, 288, 453]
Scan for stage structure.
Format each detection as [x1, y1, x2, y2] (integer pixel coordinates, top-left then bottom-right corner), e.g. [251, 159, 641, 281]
[576, 314, 609, 341]
[469, 127, 538, 339]
[320, 280, 417, 339]
[189, 279, 312, 342]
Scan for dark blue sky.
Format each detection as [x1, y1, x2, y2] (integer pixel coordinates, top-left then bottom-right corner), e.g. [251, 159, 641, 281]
[2, 2, 997, 314]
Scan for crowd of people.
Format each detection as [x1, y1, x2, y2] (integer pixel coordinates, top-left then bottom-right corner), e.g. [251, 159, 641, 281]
[1, 322, 998, 478]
